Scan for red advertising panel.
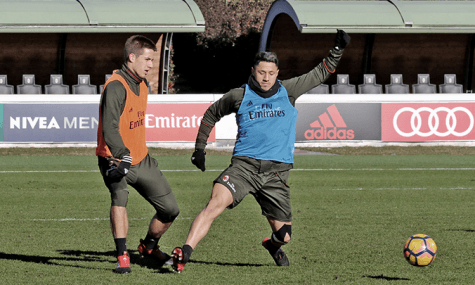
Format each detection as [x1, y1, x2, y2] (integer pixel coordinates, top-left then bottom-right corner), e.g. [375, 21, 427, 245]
[382, 103, 475, 141]
[145, 103, 215, 142]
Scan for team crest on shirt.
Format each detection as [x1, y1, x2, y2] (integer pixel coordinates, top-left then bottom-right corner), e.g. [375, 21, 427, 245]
[223, 175, 229, 182]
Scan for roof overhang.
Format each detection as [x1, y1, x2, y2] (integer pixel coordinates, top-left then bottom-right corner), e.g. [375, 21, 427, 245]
[296, 0, 475, 34]
[260, 0, 475, 51]
[296, 1, 404, 34]
[0, 0, 205, 33]
[262, 0, 475, 34]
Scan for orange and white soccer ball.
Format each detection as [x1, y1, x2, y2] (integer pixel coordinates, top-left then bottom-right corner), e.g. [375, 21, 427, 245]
[404, 234, 437, 267]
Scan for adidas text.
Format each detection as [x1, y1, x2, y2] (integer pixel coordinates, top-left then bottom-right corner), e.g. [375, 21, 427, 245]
[304, 127, 355, 140]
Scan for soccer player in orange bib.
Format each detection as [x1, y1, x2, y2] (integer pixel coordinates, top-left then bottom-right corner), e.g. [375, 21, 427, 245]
[97, 35, 179, 274]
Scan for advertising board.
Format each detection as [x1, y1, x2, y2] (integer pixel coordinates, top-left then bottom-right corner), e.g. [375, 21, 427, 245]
[145, 103, 215, 142]
[4, 104, 98, 142]
[1, 103, 214, 143]
[381, 103, 475, 141]
[296, 103, 381, 141]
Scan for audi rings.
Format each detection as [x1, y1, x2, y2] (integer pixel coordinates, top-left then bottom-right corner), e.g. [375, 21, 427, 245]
[393, 107, 474, 137]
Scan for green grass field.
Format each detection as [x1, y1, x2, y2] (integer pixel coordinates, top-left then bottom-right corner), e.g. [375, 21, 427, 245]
[1, 147, 474, 284]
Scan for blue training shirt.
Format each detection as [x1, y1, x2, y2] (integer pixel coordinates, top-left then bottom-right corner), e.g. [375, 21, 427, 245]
[233, 83, 298, 163]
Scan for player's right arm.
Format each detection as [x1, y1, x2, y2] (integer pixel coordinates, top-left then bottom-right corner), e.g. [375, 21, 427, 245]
[191, 88, 244, 171]
[195, 88, 243, 150]
[100, 81, 131, 160]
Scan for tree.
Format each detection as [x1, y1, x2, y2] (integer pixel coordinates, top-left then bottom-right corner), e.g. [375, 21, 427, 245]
[172, 0, 275, 93]
[194, 0, 273, 46]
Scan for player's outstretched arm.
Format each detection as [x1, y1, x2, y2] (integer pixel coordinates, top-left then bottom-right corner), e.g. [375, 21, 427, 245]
[334, 29, 351, 51]
[282, 29, 351, 102]
[322, 29, 351, 74]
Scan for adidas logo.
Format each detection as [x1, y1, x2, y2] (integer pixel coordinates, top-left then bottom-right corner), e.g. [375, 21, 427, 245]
[304, 104, 355, 140]
[247, 101, 253, 106]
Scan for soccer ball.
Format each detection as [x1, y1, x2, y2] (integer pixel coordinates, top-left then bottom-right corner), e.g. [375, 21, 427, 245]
[404, 234, 437, 267]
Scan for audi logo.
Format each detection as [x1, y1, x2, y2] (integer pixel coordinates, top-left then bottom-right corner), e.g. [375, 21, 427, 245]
[393, 107, 474, 137]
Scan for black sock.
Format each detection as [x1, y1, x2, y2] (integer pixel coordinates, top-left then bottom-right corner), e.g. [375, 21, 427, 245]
[144, 233, 160, 250]
[182, 244, 194, 263]
[265, 239, 280, 255]
[114, 238, 127, 256]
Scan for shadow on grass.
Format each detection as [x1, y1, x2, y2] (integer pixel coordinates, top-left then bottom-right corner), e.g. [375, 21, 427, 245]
[446, 229, 475, 232]
[363, 274, 410, 281]
[59, 249, 174, 273]
[0, 249, 174, 273]
[0, 251, 111, 271]
[189, 259, 267, 267]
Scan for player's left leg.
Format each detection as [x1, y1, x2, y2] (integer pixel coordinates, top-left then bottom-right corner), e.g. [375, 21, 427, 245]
[138, 214, 174, 264]
[132, 155, 180, 265]
[263, 219, 291, 266]
[256, 169, 292, 266]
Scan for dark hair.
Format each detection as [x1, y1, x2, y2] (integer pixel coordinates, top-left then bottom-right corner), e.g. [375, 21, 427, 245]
[253, 51, 279, 68]
[124, 35, 157, 62]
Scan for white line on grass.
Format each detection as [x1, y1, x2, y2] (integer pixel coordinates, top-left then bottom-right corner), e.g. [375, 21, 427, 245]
[331, 187, 475, 191]
[32, 217, 191, 222]
[291, 168, 475, 171]
[0, 170, 99, 173]
[1, 168, 475, 174]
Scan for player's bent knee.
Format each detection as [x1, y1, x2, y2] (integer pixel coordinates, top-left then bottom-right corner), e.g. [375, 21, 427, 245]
[149, 191, 180, 223]
[154, 201, 180, 223]
[111, 189, 128, 207]
[271, 224, 292, 245]
[157, 208, 180, 223]
[157, 212, 179, 223]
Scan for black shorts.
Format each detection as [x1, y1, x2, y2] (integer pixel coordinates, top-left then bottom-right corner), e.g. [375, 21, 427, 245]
[98, 154, 179, 223]
[214, 156, 293, 222]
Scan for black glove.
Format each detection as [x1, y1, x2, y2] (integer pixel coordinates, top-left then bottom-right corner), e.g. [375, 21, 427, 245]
[335, 29, 351, 50]
[191, 149, 206, 172]
[106, 155, 132, 179]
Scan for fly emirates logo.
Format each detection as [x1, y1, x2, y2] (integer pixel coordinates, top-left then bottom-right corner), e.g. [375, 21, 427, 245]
[142, 104, 212, 142]
[304, 105, 355, 140]
[145, 113, 203, 129]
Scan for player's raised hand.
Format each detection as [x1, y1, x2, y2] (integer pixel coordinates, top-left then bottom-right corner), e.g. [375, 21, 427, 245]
[335, 29, 351, 50]
[191, 149, 206, 172]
